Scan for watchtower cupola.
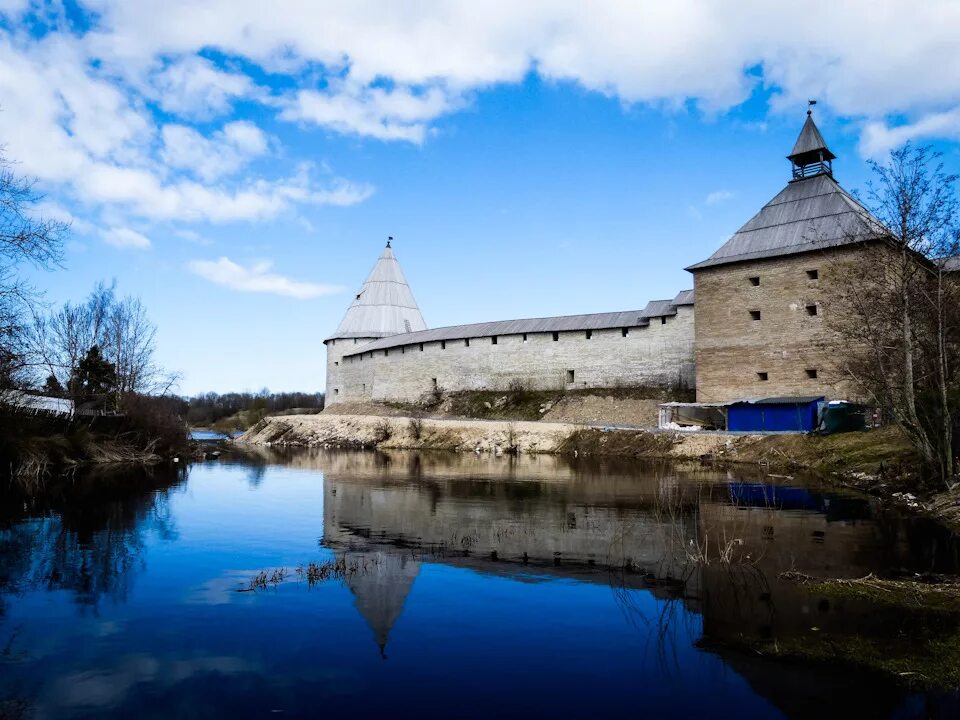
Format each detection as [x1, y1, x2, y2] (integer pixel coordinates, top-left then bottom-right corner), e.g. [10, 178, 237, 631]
[787, 104, 836, 180]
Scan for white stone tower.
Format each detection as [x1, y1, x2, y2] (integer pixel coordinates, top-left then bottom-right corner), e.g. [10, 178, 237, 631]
[324, 239, 426, 404]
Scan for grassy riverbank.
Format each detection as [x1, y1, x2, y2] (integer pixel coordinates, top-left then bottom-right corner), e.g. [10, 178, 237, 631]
[0, 405, 191, 486]
[739, 572, 960, 690]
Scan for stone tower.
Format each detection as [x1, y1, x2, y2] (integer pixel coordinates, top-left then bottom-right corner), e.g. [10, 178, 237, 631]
[686, 107, 884, 402]
[325, 240, 426, 404]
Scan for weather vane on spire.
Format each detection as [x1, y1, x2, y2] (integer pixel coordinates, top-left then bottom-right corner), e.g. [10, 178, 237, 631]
[386, 236, 393, 248]
[807, 99, 817, 115]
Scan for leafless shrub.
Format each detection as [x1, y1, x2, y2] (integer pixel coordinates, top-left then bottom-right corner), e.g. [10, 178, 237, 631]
[505, 422, 519, 454]
[506, 378, 531, 405]
[373, 418, 393, 443]
[408, 413, 424, 440]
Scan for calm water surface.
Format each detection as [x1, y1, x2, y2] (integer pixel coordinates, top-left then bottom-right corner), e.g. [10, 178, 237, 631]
[1, 448, 959, 719]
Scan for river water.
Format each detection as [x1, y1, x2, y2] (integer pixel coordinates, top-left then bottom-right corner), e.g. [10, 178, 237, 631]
[1, 448, 958, 719]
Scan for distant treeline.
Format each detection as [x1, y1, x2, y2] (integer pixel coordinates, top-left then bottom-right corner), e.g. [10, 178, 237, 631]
[185, 391, 325, 427]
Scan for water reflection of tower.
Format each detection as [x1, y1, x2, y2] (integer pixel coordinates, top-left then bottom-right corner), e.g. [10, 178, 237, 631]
[337, 548, 421, 659]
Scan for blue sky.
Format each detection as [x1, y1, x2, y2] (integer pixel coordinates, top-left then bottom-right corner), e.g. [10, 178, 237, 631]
[3, 1, 960, 394]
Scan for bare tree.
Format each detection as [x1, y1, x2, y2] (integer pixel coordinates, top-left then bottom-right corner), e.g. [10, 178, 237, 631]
[826, 144, 960, 484]
[32, 281, 114, 388]
[33, 282, 179, 407]
[0, 148, 68, 386]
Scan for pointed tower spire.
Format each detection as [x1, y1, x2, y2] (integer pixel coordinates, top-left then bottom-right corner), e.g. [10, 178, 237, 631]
[328, 239, 427, 340]
[787, 102, 836, 180]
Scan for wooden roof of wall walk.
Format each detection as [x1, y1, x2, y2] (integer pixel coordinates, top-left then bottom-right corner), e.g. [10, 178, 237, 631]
[341, 290, 694, 357]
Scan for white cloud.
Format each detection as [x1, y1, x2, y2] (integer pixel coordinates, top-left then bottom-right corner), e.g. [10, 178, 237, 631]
[149, 55, 256, 120]
[161, 121, 269, 181]
[0, 30, 374, 231]
[75, 1, 960, 141]
[859, 107, 960, 159]
[2, 0, 960, 229]
[281, 84, 462, 143]
[188, 256, 343, 299]
[102, 226, 152, 250]
[705, 190, 734, 206]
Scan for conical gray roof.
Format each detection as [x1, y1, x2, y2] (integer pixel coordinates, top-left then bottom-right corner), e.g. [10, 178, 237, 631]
[327, 243, 427, 341]
[686, 174, 884, 271]
[788, 112, 835, 162]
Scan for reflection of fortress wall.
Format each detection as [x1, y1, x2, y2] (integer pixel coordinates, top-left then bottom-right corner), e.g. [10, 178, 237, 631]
[315, 450, 934, 652]
[323, 468, 701, 583]
[263, 446, 724, 490]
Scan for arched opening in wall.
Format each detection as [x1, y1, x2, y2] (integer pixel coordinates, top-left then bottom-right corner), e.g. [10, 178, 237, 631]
[566, 369, 575, 383]
[491, 336, 498, 345]
[552, 332, 559, 342]
[622, 328, 629, 337]
[441, 341, 446, 350]
[661, 317, 667, 325]
[465, 338, 470, 347]
[585, 330, 592, 339]
[523, 334, 528, 343]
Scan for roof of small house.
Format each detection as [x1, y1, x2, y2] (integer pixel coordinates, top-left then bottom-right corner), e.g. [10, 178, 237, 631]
[327, 242, 427, 341]
[342, 289, 694, 357]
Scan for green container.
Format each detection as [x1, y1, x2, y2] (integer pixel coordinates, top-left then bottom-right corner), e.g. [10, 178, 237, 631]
[819, 402, 867, 434]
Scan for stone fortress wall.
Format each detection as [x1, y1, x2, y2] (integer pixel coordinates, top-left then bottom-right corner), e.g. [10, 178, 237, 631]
[327, 304, 695, 405]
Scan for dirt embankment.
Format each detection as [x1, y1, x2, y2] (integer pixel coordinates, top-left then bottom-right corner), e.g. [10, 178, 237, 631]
[240, 412, 749, 458]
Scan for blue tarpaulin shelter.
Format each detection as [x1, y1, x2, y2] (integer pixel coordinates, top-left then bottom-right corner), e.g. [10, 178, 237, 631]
[726, 396, 824, 432]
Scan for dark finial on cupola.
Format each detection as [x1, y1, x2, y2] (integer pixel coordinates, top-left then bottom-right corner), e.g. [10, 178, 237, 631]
[787, 100, 836, 181]
[386, 236, 392, 248]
